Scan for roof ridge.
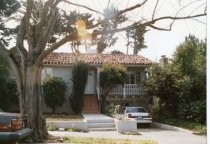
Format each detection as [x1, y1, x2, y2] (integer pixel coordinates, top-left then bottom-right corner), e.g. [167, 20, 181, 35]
[44, 52, 153, 65]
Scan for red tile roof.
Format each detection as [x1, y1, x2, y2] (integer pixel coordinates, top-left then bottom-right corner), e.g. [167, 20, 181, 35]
[43, 53, 152, 66]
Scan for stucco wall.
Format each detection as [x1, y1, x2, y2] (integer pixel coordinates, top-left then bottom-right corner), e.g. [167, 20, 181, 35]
[41, 66, 96, 114]
[42, 66, 73, 114]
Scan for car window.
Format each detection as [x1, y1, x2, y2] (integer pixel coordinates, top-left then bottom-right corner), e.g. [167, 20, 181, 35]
[126, 107, 145, 113]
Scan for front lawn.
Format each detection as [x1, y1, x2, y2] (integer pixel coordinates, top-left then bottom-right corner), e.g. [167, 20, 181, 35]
[64, 137, 157, 144]
[157, 118, 206, 135]
[45, 114, 84, 121]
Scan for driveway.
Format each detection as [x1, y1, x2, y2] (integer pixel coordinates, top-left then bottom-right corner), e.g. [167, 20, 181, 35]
[49, 127, 206, 144]
[139, 127, 206, 144]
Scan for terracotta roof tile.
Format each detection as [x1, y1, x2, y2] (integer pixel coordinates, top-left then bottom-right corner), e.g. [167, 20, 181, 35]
[43, 53, 153, 66]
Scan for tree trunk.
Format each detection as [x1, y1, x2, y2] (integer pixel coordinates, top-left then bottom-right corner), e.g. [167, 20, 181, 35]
[23, 64, 48, 141]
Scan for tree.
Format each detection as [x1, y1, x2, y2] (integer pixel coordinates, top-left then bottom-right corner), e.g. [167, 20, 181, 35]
[0, 0, 20, 46]
[0, 55, 18, 111]
[0, 0, 206, 141]
[43, 77, 67, 114]
[100, 63, 127, 113]
[0, 55, 10, 110]
[126, 25, 147, 55]
[171, 35, 206, 123]
[69, 61, 89, 114]
[144, 64, 179, 119]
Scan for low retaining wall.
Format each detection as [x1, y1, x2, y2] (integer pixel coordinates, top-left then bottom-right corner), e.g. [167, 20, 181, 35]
[114, 119, 137, 133]
[47, 120, 88, 131]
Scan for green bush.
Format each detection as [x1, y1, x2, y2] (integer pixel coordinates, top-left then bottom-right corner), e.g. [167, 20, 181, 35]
[178, 100, 206, 124]
[99, 63, 127, 113]
[6, 78, 19, 104]
[47, 123, 57, 131]
[70, 61, 89, 114]
[43, 77, 67, 113]
[0, 55, 18, 111]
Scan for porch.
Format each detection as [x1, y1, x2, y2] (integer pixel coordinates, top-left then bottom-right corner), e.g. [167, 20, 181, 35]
[97, 84, 146, 99]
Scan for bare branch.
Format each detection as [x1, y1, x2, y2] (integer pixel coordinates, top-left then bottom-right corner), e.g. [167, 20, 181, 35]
[37, 31, 77, 62]
[35, 7, 59, 56]
[144, 13, 206, 26]
[87, 0, 148, 29]
[63, 0, 104, 16]
[36, 0, 61, 39]
[16, 16, 28, 57]
[25, 0, 33, 50]
[152, 0, 160, 20]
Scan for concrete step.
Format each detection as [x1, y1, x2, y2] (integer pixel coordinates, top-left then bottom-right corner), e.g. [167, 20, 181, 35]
[87, 118, 114, 123]
[88, 123, 115, 128]
[88, 127, 116, 131]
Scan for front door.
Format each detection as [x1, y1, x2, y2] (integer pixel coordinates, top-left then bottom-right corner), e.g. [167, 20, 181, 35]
[84, 70, 95, 94]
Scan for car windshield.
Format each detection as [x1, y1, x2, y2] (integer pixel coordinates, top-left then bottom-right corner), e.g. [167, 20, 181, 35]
[126, 107, 145, 113]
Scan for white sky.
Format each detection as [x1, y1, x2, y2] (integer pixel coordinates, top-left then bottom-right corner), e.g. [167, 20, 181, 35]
[55, 0, 206, 61]
[6, 0, 206, 61]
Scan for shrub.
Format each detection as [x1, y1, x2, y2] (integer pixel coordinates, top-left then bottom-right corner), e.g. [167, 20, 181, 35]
[47, 123, 57, 131]
[6, 78, 19, 104]
[0, 55, 18, 111]
[43, 77, 67, 113]
[99, 63, 127, 113]
[70, 61, 89, 114]
[178, 100, 206, 124]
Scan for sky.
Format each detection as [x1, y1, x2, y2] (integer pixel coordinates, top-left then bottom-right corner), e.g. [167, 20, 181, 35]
[6, 0, 206, 62]
[55, 0, 206, 61]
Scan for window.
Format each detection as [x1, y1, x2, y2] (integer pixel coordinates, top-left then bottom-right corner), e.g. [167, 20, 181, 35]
[126, 72, 141, 84]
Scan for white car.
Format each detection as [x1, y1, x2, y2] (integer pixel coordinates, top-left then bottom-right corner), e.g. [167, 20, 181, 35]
[124, 107, 152, 123]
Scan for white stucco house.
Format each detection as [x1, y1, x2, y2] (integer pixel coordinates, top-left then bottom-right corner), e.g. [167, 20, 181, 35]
[41, 52, 153, 114]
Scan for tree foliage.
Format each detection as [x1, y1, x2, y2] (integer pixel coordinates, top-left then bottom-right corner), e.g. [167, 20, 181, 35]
[144, 35, 206, 123]
[100, 63, 127, 113]
[127, 25, 147, 55]
[0, 55, 10, 110]
[100, 63, 127, 93]
[171, 35, 206, 123]
[0, 0, 20, 46]
[144, 64, 179, 119]
[43, 77, 67, 113]
[70, 61, 89, 114]
[0, 55, 18, 111]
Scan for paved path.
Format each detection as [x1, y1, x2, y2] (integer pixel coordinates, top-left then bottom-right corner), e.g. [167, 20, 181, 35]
[49, 128, 206, 144]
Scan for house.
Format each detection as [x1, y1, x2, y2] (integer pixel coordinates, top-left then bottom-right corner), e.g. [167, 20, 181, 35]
[42, 53, 153, 114]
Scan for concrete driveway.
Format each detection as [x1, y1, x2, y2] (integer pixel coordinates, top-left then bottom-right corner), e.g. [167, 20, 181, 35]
[49, 127, 206, 144]
[139, 127, 206, 144]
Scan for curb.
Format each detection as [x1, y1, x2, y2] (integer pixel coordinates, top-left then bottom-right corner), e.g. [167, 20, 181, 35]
[151, 122, 193, 134]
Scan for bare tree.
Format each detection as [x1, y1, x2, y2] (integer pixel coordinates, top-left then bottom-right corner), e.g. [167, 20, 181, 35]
[0, 0, 206, 141]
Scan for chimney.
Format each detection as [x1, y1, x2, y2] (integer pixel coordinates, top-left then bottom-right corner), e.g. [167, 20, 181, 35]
[159, 55, 168, 67]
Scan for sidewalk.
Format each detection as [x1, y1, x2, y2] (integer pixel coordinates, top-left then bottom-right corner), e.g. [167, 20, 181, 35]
[49, 128, 207, 144]
[49, 130, 149, 140]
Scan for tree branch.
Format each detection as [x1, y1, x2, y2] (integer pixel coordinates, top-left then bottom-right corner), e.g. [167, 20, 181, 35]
[37, 31, 77, 63]
[35, 7, 59, 57]
[144, 13, 206, 26]
[87, 0, 148, 29]
[25, 0, 33, 50]
[63, 0, 104, 16]
[152, 0, 160, 20]
[16, 16, 28, 57]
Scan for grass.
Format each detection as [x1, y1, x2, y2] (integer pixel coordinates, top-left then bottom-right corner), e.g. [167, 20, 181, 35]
[157, 118, 206, 135]
[121, 132, 141, 135]
[45, 114, 84, 121]
[64, 137, 157, 144]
